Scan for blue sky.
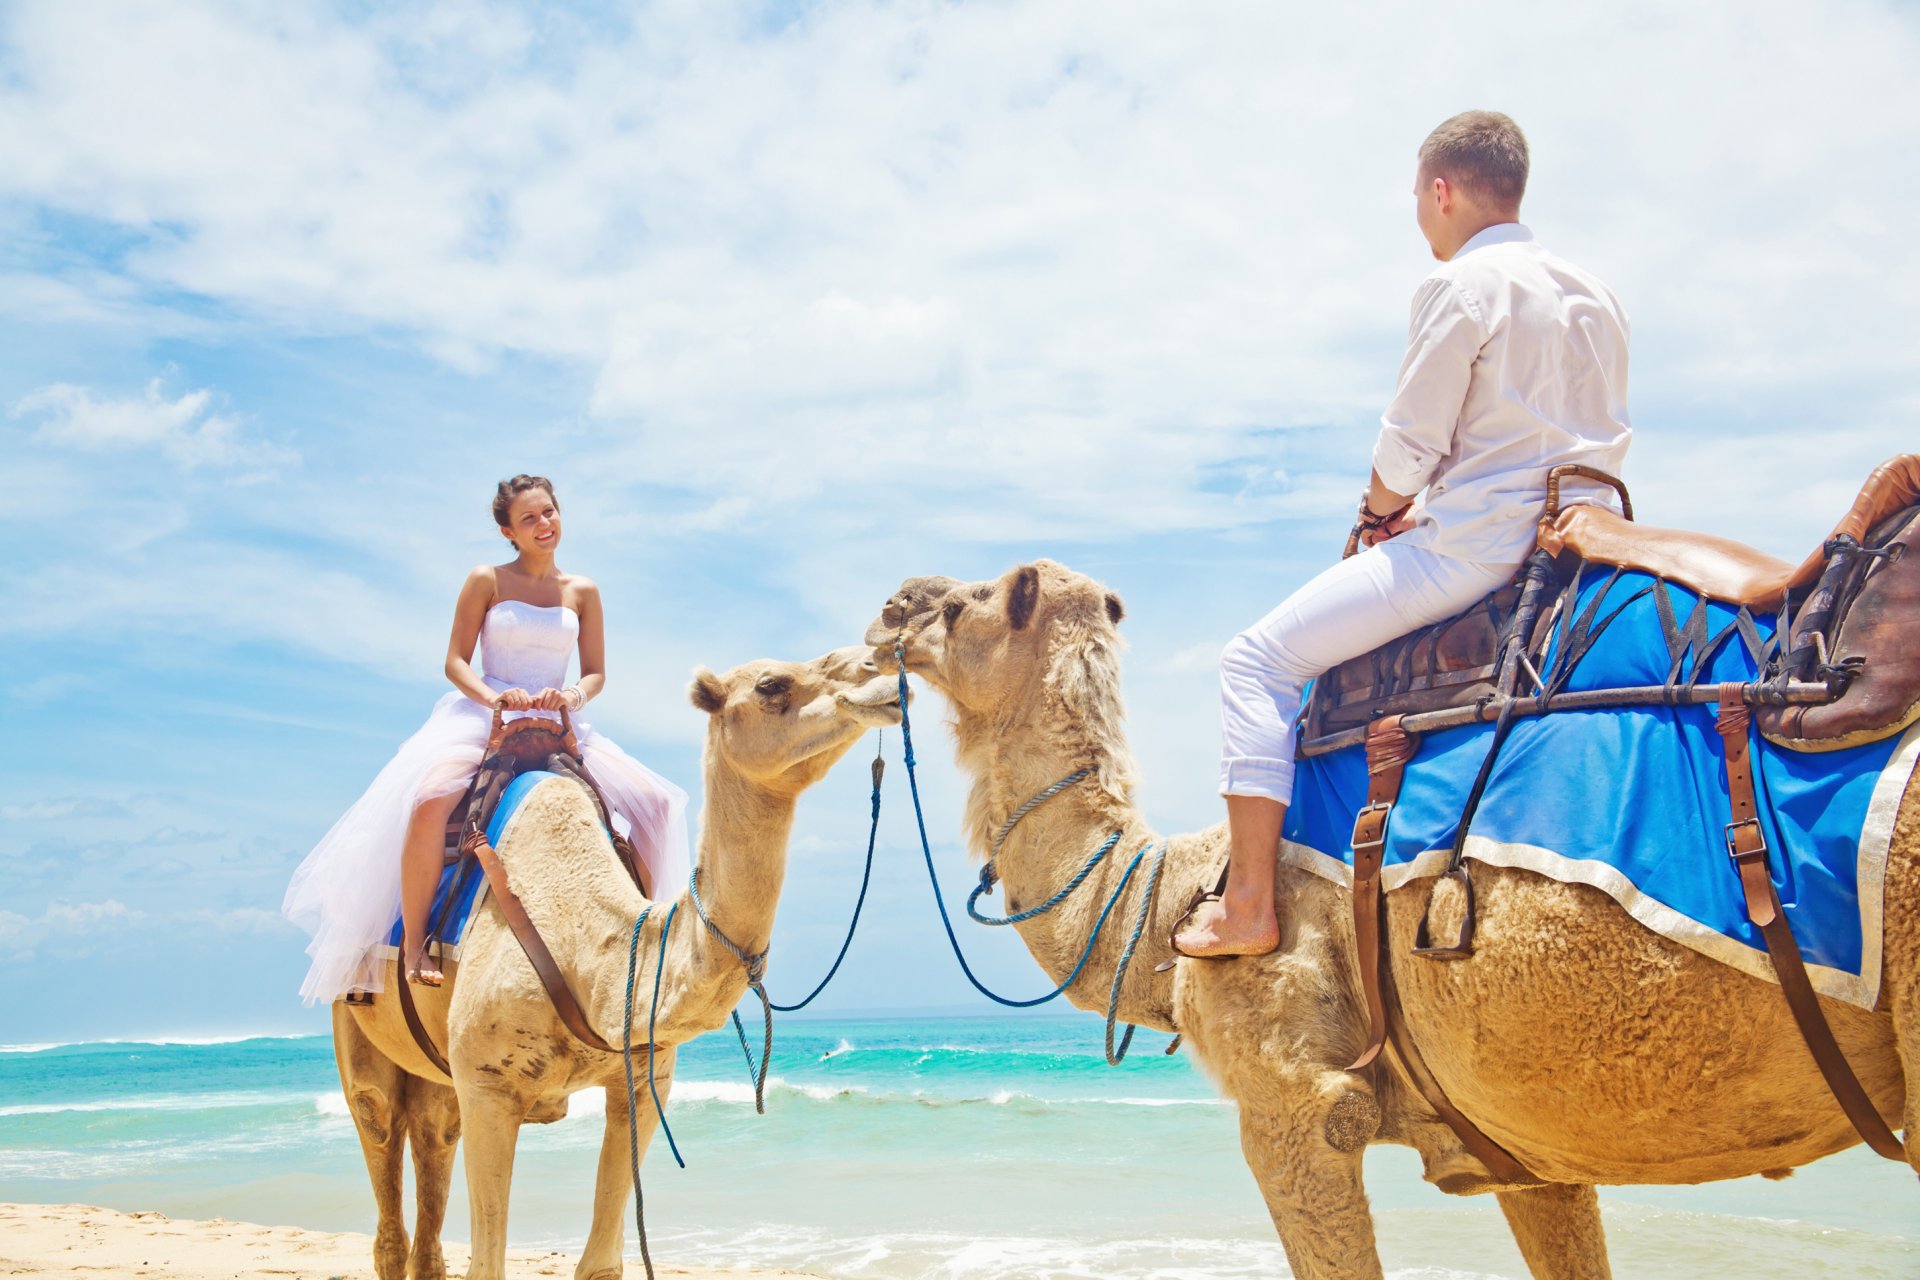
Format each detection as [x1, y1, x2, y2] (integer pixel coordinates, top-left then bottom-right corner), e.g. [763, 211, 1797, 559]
[4, 0, 1919, 1042]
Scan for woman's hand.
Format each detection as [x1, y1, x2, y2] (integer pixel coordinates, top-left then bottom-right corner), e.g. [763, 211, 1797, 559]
[530, 687, 568, 711]
[494, 687, 535, 711]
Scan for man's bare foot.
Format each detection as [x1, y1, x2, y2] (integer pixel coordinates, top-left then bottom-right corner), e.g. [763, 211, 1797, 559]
[1172, 898, 1280, 958]
[405, 944, 444, 987]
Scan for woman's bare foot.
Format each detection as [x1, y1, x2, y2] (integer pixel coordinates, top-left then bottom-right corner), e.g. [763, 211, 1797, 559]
[405, 943, 444, 986]
[1172, 897, 1280, 958]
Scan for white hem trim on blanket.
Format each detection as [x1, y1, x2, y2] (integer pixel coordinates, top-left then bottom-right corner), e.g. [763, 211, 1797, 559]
[365, 779, 563, 971]
[1279, 720, 1920, 1010]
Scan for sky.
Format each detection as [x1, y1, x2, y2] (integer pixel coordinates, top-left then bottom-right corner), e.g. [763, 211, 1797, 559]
[3, 0, 1919, 1042]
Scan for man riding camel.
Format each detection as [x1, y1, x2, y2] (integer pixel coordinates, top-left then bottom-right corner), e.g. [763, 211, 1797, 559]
[1176, 110, 1634, 957]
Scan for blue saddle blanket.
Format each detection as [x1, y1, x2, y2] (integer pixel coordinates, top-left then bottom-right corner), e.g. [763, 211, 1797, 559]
[1284, 569, 1920, 1009]
[383, 770, 563, 957]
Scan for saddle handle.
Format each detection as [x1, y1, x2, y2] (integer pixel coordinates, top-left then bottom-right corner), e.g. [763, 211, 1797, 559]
[485, 701, 577, 754]
[1544, 465, 1633, 523]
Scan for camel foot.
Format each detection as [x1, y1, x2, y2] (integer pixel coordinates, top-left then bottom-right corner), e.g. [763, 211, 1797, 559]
[1172, 897, 1279, 958]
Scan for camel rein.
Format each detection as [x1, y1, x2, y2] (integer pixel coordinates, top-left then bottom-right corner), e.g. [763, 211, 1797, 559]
[893, 642, 1174, 1065]
[617, 734, 888, 1280]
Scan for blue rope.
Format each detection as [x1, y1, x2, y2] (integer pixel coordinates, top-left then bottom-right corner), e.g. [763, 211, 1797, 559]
[769, 741, 886, 1011]
[967, 829, 1121, 925]
[621, 904, 657, 1280]
[1104, 839, 1171, 1065]
[895, 643, 1155, 1009]
[685, 867, 774, 1113]
[646, 901, 684, 1168]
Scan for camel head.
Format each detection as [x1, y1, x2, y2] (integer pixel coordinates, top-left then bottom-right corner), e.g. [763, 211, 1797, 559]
[865, 559, 1137, 848]
[864, 560, 1127, 715]
[688, 645, 903, 795]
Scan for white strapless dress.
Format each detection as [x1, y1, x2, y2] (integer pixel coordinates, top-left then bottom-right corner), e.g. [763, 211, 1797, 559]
[282, 600, 691, 1004]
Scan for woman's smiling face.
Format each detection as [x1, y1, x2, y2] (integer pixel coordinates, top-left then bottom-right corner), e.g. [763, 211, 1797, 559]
[501, 486, 561, 554]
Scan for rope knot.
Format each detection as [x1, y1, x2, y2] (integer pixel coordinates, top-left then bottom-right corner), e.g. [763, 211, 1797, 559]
[745, 952, 768, 985]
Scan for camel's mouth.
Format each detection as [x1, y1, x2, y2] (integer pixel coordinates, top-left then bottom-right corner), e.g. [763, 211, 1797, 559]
[838, 670, 908, 727]
[865, 575, 959, 675]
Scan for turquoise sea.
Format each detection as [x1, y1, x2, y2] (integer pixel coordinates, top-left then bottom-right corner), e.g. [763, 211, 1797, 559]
[1, 1013, 1914, 1279]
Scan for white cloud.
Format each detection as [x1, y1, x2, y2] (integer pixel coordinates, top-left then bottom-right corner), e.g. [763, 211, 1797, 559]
[0, 899, 143, 958]
[5, 1, 1915, 545]
[12, 378, 294, 472]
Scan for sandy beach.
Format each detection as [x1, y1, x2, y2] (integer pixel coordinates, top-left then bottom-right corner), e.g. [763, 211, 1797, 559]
[0, 1203, 820, 1280]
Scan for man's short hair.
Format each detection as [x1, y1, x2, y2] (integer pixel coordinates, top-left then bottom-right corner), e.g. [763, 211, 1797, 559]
[1419, 111, 1528, 210]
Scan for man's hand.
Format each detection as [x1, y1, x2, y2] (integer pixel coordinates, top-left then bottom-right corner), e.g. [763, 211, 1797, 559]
[1359, 503, 1416, 547]
[1358, 468, 1419, 546]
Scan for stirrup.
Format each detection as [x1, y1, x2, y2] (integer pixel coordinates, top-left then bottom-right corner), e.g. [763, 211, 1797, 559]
[1411, 864, 1477, 960]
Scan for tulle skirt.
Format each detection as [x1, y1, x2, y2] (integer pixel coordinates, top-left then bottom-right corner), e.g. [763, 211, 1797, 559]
[283, 690, 690, 1004]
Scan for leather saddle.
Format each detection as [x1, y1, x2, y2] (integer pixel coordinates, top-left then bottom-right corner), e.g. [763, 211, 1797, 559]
[1299, 455, 1920, 756]
[390, 704, 653, 1077]
[443, 707, 645, 887]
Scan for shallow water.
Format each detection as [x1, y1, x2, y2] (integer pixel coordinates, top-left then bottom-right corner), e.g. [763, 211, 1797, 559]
[1, 1015, 1913, 1278]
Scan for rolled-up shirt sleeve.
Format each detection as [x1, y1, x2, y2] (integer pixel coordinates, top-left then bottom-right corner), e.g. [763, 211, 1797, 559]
[1372, 277, 1485, 496]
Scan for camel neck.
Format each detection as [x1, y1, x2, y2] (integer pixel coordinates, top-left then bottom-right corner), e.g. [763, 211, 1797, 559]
[957, 719, 1180, 1035]
[682, 754, 795, 960]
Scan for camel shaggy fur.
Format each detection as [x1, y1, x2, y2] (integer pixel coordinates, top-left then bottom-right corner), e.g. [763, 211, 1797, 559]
[867, 559, 1915, 1280]
[331, 646, 901, 1280]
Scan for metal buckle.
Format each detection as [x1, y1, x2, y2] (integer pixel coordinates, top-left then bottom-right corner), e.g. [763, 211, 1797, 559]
[1724, 818, 1767, 864]
[1351, 801, 1391, 853]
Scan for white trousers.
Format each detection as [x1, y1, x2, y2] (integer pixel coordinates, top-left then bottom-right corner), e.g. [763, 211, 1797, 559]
[1219, 540, 1519, 801]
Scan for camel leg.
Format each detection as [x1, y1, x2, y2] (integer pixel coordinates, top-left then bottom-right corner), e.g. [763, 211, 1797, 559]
[404, 1076, 462, 1280]
[1239, 1104, 1383, 1280]
[576, 1061, 673, 1280]
[332, 1005, 411, 1280]
[1495, 1183, 1612, 1280]
[457, 1078, 530, 1280]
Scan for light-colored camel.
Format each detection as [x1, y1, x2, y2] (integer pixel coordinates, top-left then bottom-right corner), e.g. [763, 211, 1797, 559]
[867, 560, 1916, 1280]
[331, 646, 901, 1280]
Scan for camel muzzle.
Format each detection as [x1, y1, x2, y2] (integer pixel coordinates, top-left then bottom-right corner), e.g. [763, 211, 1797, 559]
[865, 575, 963, 647]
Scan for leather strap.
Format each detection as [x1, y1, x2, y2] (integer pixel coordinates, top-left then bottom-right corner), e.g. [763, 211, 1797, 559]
[1349, 714, 1544, 1187]
[1715, 690, 1905, 1161]
[1348, 716, 1415, 1071]
[468, 830, 624, 1056]
[394, 956, 453, 1080]
[1377, 939, 1544, 1188]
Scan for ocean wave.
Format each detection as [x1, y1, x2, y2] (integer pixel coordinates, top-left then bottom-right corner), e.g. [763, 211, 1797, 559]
[0, 1091, 313, 1118]
[7, 1079, 1220, 1124]
[0, 1033, 320, 1054]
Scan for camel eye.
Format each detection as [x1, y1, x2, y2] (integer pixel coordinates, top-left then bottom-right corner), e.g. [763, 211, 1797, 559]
[943, 600, 964, 626]
[755, 675, 789, 695]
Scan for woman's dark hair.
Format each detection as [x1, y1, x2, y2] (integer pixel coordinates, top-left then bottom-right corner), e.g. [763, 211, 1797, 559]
[493, 474, 557, 527]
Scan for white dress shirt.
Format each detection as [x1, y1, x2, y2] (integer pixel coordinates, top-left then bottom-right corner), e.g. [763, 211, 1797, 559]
[1372, 222, 1632, 566]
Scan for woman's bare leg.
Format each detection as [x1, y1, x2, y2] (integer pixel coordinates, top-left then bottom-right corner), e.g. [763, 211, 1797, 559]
[402, 790, 464, 982]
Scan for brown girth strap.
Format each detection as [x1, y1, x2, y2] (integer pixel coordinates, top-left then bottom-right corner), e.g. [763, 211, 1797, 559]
[1714, 689, 1905, 1161]
[466, 828, 626, 1055]
[1348, 715, 1543, 1188]
[395, 953, 453, 1080]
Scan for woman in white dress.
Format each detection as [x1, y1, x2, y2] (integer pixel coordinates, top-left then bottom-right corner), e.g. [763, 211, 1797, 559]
[283, 474, 690, 1002]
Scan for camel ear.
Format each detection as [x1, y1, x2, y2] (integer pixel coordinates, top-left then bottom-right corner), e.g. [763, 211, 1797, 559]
[1007, 565, 1041, 631]
[1104, 592, 1125, 625]
[689, 668, 726, 714]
